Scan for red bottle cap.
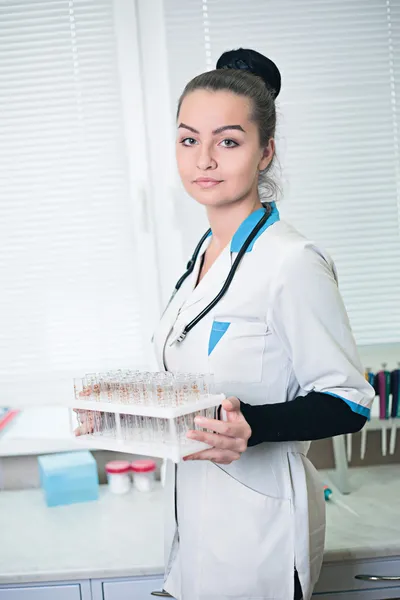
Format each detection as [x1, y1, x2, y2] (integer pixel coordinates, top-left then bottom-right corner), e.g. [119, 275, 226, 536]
[105, 460, 131, 474]
[131, 459, 157, 473]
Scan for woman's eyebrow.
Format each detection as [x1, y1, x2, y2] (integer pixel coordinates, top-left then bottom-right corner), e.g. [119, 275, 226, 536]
[178, 123, 246, 135]
[212, 124, 245, 135]
[178, 123, 199, 134]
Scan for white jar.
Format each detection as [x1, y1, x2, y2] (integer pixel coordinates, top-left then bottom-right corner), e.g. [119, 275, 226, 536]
[105, 460, 131, 495]
[131, 459, 156, 492]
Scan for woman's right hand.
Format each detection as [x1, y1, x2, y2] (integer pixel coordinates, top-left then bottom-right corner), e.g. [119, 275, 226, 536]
[74, 388, 94, 436]
[74, 411, 94, 436]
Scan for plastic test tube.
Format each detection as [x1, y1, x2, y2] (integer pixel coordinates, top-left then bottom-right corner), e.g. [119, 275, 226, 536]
[73, 377, 90, 432]
[86, 373, 99, 400]
[389, 366, 400, 455]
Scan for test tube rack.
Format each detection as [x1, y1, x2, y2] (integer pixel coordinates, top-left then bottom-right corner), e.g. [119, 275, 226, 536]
[70, 371, 225, 463]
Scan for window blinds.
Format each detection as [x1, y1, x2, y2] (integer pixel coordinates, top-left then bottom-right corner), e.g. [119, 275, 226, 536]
[0, 0, 158, 385]
[163, 0, 400, 345]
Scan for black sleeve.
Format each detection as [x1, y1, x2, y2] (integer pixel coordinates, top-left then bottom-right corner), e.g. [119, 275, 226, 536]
[239, 392, 367, 446]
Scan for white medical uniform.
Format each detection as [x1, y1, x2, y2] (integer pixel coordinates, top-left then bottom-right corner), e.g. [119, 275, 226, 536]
[152, 204, 374, 600]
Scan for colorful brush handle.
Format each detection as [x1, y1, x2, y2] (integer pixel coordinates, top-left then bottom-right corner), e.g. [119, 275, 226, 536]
[365, 370, 374, 421]
[375, 370, 390, 419]
[390, 369, 400, 419]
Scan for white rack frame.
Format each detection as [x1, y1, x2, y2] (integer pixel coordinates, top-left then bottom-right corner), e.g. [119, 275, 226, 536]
[69, 393, 225, 463]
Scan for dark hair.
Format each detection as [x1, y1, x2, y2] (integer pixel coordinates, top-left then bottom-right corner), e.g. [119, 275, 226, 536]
[177, 48, 282, 201]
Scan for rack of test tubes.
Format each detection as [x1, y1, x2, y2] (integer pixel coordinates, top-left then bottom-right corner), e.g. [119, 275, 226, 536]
[70, 370, 224, 462]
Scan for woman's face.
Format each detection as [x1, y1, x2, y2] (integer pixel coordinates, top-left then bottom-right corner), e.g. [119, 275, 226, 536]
[176, 89, 273, 208]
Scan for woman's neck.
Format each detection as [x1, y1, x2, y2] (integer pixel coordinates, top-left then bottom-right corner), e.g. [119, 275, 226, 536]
[206, 197, 264, 250]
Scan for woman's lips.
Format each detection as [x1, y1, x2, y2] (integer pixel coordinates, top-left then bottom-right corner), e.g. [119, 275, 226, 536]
[194, 178, 223, 188]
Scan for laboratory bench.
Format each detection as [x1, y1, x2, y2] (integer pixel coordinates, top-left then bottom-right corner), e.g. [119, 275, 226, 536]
[1, 466, 400, 599]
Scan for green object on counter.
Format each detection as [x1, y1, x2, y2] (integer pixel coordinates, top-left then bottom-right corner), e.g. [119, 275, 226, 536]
[324, 485, 332, 501]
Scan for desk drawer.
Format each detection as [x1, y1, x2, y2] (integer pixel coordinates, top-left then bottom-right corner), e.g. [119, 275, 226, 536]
[314, 588, 400, 599]
[314, 557, 400, 594]
[102, 577, 165, 600]
[0, 584, 81, 600]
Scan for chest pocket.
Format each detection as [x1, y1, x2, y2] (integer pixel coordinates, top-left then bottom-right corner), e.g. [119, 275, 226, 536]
[208, 319, 268, 383]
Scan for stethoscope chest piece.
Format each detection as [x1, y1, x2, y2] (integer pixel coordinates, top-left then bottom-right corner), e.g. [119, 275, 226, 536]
[169, 327, 188, 346]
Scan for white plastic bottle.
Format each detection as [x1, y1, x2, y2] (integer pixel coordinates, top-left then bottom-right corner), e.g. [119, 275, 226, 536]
[105, 460, 131, 494]
[131, 459, 156, 492]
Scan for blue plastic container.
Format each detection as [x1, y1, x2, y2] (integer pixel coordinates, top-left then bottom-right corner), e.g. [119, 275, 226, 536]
[38, 450, 99, 507]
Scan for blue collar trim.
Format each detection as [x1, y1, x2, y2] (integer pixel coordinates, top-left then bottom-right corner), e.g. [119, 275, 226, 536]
[230, 202, 280, 252]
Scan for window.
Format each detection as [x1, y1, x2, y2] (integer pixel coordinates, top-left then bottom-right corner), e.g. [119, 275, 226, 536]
[163, 0, 400, 346]
[0, 0, 160, 400]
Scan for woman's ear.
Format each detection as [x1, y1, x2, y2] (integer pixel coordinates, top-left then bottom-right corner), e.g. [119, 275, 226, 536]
[259, 138, 275, 171]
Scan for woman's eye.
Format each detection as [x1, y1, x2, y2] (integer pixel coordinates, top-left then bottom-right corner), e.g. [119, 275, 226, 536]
[219, 139, 238, 148]
[181, 137, 197, 146]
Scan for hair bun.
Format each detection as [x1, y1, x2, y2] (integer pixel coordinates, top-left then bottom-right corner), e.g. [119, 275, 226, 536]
[216, 48, 281, 99]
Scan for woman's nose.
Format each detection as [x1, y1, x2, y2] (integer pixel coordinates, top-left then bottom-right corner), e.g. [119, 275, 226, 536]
[197, 148, 217, 170]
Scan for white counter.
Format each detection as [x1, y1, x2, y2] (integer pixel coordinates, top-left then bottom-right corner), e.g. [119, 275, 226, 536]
[1, 466, 400, 585]
[322, 465, 400, 562]
[0, 376, 92, 457]
[0, 407, 84, 457]
[0, 484, 164, 585]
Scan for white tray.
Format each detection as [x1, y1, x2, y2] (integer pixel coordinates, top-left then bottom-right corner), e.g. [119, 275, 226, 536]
[69, 393, 225, 463]
[72, 434, 213, 462]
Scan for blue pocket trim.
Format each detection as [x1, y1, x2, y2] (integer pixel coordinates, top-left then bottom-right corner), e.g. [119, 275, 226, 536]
[208, 321, 231, 356]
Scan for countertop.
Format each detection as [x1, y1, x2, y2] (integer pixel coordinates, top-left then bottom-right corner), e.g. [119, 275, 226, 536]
[0, 376, 91, 456]
[322, 464, 400, 563]
[0, 484, 165, 585]
[0, 406, 85, 457]
[1, 466, 400, 585]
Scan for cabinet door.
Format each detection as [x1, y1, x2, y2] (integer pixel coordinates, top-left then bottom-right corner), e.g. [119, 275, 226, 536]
[102, 578, 166, 600]
[313, 586, 400, 599]
[314, 557, 400, 594]
[0, 585, 81, 600]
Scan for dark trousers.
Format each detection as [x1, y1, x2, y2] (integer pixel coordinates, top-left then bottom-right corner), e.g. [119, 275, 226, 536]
[294, 570, 303, 600]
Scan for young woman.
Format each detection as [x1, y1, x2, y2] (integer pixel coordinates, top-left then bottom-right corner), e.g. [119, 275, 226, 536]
[152, 48, 374, 600]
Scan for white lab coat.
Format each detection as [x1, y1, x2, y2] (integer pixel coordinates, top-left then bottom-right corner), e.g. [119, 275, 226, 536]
[152, 205, 374, 600]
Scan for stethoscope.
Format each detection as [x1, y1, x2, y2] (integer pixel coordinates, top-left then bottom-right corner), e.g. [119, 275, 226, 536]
[169, 206, 271, 344]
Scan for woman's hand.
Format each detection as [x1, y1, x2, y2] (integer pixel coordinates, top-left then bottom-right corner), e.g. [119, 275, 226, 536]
[74, 409, 95, 436]
[184, 396, 251, 464]
[74, 388, 94, 436]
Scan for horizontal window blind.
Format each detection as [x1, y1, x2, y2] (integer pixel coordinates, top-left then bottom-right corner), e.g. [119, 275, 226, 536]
[0, 0, 158, 387]
[164, 0, 400, 345]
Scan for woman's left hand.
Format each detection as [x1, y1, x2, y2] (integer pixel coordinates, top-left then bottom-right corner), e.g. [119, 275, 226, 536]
[184, 396, 251, 464]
